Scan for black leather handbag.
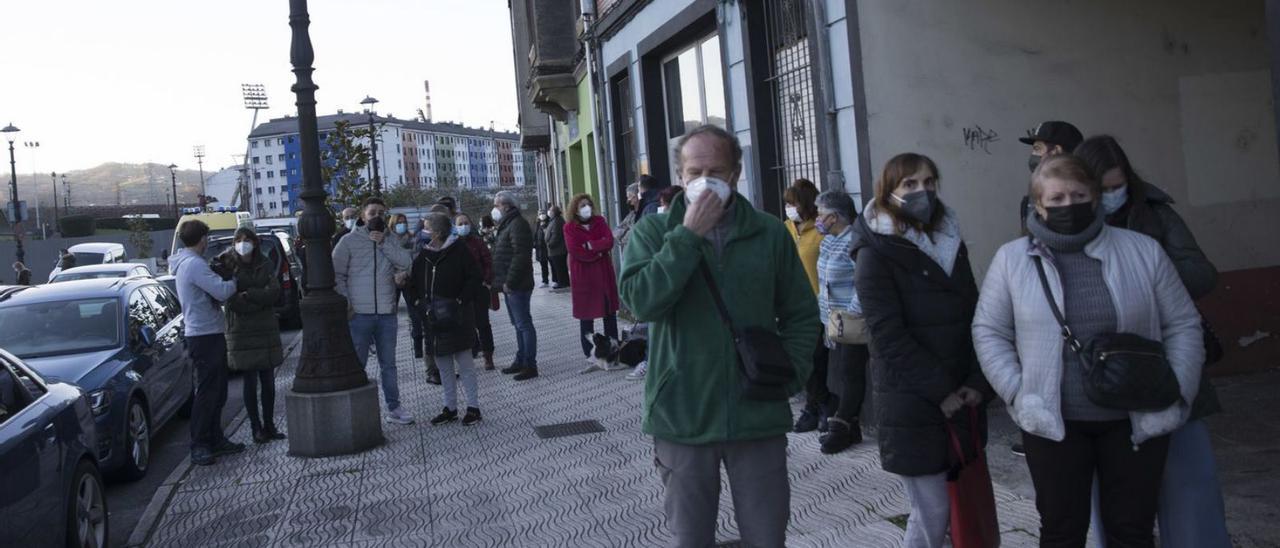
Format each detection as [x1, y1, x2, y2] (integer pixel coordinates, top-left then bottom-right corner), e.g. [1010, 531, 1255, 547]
[699, 262, 796, 401]
[1033, 257, 1182, 411]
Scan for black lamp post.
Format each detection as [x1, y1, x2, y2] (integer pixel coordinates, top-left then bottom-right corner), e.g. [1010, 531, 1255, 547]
[286, 0, 382, 457]
[3, 123, 22, 264]
[167, 164, 178, 217]
[360, 95, 381, 195]
[62, 174, 70, 213]
[50, 172, 58, 230]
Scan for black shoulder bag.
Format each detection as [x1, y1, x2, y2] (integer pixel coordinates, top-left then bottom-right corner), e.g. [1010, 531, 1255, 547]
[699, 261, 796, 401]
[1032, 256, 1182, 411]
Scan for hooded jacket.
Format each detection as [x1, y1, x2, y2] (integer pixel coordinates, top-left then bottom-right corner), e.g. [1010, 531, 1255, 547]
[217, 249, 283, 371]
[332, 224, 414, 315]
[850, 204, 990, 476]
[171, 246, 238, 338]
[619, 192, 819, 445]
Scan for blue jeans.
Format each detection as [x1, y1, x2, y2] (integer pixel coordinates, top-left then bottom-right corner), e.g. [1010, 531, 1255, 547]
[504, 290, 537, 367]
[350, 313, 401, 411]
[1090, 419, 1230, 548]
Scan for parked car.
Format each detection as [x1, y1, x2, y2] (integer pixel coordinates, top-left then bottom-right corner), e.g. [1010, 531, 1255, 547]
[49, 243, 130, 283]
[48, 263, 154, 284]
[204, 233, 302, 327]
[254, 217, 298, 239]
[0, 347, 107, 548]
[0, 278, 192, 481]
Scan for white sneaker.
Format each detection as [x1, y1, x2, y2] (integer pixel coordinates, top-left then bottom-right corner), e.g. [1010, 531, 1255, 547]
[626, 362, 648, 381]
[386, 407, 415, 425]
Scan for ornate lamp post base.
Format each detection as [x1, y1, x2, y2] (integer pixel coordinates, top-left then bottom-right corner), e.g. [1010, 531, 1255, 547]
[285, 293, 384, 457]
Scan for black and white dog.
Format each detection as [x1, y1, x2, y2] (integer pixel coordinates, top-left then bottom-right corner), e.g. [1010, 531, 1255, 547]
[582, 332, 647, 373]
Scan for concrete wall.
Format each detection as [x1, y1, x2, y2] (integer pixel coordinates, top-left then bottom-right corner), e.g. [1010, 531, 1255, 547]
[854, 0, 1277, 277]
[0, 230, 175, 284]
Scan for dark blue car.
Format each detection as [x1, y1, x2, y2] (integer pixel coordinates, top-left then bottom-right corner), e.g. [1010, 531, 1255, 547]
[0, 277, 192, 480]
[0, 347, 107, 547]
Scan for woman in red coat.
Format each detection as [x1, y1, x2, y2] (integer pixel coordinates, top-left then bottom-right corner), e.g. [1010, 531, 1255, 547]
[563, 193, 621, 361]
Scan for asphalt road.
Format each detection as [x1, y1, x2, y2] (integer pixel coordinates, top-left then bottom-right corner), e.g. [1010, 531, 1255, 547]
[104, 328, 301, 548]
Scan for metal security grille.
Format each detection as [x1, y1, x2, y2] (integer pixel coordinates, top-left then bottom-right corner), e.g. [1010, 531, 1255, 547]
[762, 0, 821, 189]
[534, 420, 607, 439]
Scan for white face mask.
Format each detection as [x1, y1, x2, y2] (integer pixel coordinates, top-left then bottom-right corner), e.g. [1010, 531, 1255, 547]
[538, 214, 547, 221]
[455, 224, 472, 237]
[785, 205, 802, 222]
[491, 207, 503, 223]
[684, 176, 732, 205]
[579, 205, 593, 220]
[657, 206, 668, 214]
[344, 218, 356, 230]
[234, 242, 254, 257]
[1101, 185, 1129, 215]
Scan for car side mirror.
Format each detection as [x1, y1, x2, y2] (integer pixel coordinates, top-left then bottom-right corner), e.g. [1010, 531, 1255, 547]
[138, 325, 157, 348]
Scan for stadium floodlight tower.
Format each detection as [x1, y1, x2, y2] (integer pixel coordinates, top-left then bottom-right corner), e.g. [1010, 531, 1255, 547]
[240, 84, 269, 215]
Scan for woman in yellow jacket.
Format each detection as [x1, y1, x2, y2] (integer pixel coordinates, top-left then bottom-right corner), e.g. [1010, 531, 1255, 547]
[785, 178, 833, 434]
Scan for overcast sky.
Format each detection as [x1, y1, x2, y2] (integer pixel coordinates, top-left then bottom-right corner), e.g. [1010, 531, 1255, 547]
[0, 0, 520, 174]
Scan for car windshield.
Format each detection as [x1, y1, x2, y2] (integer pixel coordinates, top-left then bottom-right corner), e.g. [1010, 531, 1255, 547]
[72, 252, 105, 265]
[0, 298, 121, 358]
[52, 271, 127, 283]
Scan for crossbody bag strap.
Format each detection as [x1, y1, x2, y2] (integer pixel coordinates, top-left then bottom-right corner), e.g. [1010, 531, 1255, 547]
[698, 260, 739, 341]
[1032, 255, 1082, 353]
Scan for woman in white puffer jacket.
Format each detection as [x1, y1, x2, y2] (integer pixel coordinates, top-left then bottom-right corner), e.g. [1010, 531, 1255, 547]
[972, 154, 1203, 548]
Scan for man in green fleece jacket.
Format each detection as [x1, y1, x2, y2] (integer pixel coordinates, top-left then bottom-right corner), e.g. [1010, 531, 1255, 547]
[620, 125, 819, 547]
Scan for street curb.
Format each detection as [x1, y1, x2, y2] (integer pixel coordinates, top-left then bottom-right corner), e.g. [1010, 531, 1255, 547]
[124, 333, 304, 547]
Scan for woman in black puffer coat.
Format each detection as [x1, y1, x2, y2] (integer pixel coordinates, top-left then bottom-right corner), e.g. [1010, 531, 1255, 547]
[410, 213, 484, 427]
[851, 153, 991, 548]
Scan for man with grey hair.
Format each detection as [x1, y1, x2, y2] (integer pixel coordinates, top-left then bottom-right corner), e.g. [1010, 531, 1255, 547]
[332, 207, 359, 248]
[614, 182, 643, 248]
[490, 191, 539, 380]
[620, 125, 819, 546]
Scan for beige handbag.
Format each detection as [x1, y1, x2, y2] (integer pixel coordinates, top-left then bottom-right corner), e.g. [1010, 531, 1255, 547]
[825, 283, 868, 345]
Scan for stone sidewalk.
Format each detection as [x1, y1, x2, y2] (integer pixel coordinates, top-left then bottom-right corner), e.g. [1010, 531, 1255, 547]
[137, 288, 1045, 547]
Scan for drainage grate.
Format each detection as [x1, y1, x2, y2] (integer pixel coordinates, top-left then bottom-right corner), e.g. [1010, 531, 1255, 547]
[534, 420, 606, 439]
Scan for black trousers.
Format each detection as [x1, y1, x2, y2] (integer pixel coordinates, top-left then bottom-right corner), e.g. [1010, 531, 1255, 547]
[579, 316, 619, 357]
[550, 254, 570, 287]
[1023, 420, 1171, 548]
[828, 343, 868, 422]
[539, 257, 551, 284]
[242, 368, 278, 432]
[472, 295, 495, 355]
[187, 334, 229, 451]
[803, 330, 831, 411]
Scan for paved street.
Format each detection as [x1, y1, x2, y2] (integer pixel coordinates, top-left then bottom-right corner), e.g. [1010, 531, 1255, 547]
[106, 329, 302, 548]
[132, 289, 1050, 547]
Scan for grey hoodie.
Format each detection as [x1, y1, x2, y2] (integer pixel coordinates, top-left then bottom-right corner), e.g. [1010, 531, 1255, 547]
[171, 247, 237, 337]
[332, 224, 414, 315]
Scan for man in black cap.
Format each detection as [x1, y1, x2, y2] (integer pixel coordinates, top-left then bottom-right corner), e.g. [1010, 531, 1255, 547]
[1018, 120, 1084, 230]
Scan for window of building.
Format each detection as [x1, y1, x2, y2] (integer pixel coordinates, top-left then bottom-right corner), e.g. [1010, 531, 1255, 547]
[288, 135, 295, 143]
[266, 156, 273, 165]
[278, 154, 285, 161]
[662, 33, 726, 139]
[268, 186, 275, 194]
[252, 140, 259, 148]
[254, 171, 261, 180]
[252, 156, 260, 164]
[255, 187, 262, 195]
[280, 170, 287, 177]
[267, 171, 275, 179]
[277, 138, 284, 145]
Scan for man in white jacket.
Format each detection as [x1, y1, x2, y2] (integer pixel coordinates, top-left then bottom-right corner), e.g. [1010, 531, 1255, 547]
[333, 197, 415, 425]
[171, 220, 242, 466]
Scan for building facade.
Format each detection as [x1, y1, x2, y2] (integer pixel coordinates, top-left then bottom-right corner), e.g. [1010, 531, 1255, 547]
[511, 0, 1280, 375]
[247, 113, 528, 216]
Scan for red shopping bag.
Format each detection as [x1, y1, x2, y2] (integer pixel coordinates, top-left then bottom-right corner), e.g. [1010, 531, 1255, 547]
[946, 407, 1000, 548]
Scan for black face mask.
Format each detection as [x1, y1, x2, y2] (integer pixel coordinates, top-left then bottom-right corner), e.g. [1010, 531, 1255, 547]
[366, 215, 386, 233]
[1028, 154, 1042, 173]
[1040, 202, 1096, 235]
[894, 190, 938, 224]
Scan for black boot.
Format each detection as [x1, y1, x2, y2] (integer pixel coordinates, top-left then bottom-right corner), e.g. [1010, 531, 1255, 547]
[820, 418, 862, 455]
[262, 420, 286, 441]
[793, 407, 820, 433]
[513, 367, 539, 381]
[501, 363, 523, 375]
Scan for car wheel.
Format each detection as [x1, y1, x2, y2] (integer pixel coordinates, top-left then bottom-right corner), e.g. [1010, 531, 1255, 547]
[66, 459, 109, 548]
[117, 398, 151, 481]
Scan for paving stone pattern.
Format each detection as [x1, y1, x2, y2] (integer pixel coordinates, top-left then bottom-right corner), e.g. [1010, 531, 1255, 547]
[146, 289, 1042, 547]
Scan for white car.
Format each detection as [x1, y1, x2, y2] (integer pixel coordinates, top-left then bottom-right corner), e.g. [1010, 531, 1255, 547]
[48, 263, 154, 284]
[49, 243, 130, 282]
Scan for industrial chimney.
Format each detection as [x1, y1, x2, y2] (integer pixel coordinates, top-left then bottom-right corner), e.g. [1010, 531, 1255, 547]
[424, 80, 433, 122]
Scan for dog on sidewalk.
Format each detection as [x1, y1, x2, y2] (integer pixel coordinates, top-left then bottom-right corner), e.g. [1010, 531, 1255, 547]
[581, 332, 647, 373]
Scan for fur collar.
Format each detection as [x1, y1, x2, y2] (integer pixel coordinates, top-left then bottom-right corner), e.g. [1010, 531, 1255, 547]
[863, 202, 963, 275]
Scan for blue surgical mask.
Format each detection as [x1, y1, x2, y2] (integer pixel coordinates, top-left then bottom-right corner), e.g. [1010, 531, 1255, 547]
[1101, 185, 1129, 215]
[394, 223, 407, 235]
[455, 224, 472, 237]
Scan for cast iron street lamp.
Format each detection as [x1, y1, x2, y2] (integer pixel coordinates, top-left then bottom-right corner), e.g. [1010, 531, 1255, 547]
[3, 123, 23, 264]
[167, 164, 179, 217]
[285, 0, 383, 457]
[360, 95, 381, 195]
